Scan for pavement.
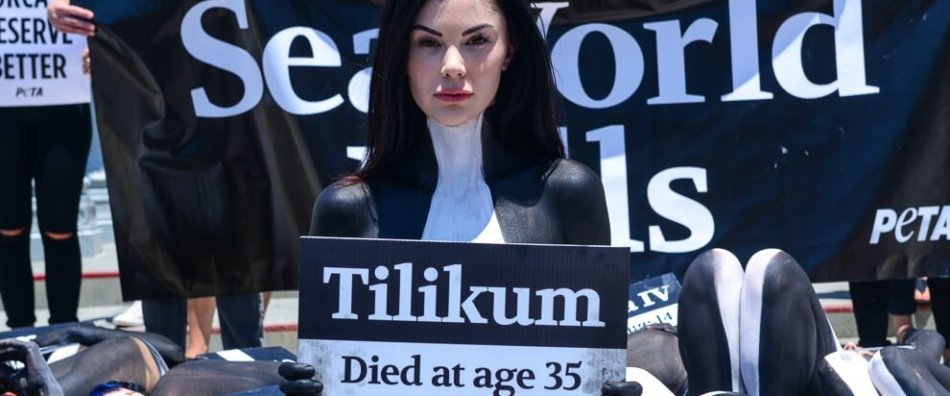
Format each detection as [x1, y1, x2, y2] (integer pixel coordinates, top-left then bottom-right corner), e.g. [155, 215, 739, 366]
[0, 187, 939, 353]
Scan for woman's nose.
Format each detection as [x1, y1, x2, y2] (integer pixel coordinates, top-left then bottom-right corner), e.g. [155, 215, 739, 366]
[441, 46, 466, 78]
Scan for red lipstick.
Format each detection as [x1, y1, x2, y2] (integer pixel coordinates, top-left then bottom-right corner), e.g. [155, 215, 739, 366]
[434, 89, 473, 103]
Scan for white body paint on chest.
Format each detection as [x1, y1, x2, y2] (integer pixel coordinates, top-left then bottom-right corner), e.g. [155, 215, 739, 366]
[422, 116, 504, 243]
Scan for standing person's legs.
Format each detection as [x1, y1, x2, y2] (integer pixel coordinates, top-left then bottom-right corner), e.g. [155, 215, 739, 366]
[32, 104, 92, 324]
[849, 281, 890, 347]
[217, 293, 263, 350]
[887, 278, 918, 341]
[143, 299, 188, 348]
[186, 297, 216, 358]
[926, 277, 950, 361]
[0, 107, 37, 328]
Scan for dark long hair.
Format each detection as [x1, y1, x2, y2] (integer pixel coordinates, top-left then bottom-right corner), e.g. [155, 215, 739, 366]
[354, 0, 564, 180]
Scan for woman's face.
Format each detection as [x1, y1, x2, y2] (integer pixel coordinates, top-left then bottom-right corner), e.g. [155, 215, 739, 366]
[408, 0, 511, 127]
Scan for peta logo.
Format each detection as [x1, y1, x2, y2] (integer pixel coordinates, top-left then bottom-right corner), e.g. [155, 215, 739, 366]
[324, 263, 605, 328]
[869, 205, 950, 244]
[15, 87, 43, 97]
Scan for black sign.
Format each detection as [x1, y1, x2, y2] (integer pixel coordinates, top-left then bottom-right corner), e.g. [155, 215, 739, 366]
[297, 237, 628, 395]
[299, 237, 629, 348]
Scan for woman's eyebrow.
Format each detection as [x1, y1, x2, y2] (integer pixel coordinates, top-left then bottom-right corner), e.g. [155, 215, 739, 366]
[411, 23, 496, 37]
[463, 24, 494, 35]
[412, 25, 442, 36]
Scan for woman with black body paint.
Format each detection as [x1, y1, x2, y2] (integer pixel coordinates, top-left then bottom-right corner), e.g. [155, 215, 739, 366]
[309, 0, 610, 246]
[293, 0, 610, 394]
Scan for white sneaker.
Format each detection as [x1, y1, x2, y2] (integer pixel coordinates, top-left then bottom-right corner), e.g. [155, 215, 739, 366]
[113, 301, 144, 327]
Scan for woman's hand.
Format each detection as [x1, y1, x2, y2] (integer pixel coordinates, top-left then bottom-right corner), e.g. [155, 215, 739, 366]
[47, 0, 96, 37]
[0, 339, 64, 396]
[278, 362, 323, 395]
[601, 381, 643, 396]
[82, 47, 91, 74]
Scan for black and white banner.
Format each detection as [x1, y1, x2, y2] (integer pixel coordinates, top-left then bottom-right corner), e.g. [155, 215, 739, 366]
[73, 0, 950, 298]
[0, 0, 89, 106]
[298, 237, 629, 395]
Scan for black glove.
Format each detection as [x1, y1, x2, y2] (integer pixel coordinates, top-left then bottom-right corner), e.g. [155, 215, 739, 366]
[0, 339, 64, 396]
[601, 380, 643, 396]
[278, 362, 323, 395]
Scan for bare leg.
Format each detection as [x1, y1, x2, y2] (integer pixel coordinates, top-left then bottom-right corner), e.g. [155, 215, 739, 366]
[893, 314, 913, 342]
[186, 297, 215, 359]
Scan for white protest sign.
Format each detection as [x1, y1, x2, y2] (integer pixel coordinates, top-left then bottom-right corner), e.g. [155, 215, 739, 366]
[0, 0, 90, 107]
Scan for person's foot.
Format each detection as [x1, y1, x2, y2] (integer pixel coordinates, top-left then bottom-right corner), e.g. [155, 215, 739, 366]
[184, 348, 207, 360]
[185, 339, 208, 359]
[113, 301, 144, 328]
[841, 342, 876, 359]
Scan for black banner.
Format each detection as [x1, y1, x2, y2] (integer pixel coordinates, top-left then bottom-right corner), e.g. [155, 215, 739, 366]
[76, 0, 950, 299]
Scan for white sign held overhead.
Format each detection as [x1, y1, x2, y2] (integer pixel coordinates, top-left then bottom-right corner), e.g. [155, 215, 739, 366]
[0, 1, 90, 107]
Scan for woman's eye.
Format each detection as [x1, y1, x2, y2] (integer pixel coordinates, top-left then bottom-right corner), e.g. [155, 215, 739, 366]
[466, 35, 490, 46]
[418, 38, 441, 48]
